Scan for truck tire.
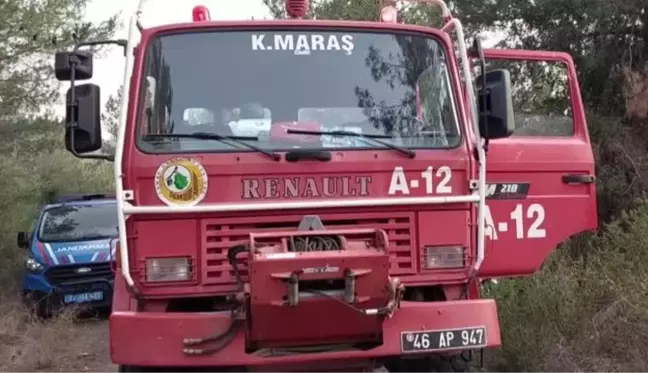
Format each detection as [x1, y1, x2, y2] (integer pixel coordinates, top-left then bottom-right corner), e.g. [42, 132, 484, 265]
[118, 365, 184, 373]
[118, 366, 151, 372]
[118, 366, 174, 372]
[386, 354, 472, 372]
[118, 366, 240, 372]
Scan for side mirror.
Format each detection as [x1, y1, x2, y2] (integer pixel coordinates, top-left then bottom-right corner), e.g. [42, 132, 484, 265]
[54, 50, 93, 81]
[17, 231, 31, 249]
[65, 83, 102, 154]
[477, 69, 515, 139]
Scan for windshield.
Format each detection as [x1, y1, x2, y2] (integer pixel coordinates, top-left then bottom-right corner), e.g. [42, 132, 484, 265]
[137, 29, 460, 153]
[38, 204, 118, 243]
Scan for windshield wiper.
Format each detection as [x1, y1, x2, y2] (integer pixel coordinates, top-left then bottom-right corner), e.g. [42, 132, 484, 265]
[286, 129, 415, 158]
[143, 132, 281, 161]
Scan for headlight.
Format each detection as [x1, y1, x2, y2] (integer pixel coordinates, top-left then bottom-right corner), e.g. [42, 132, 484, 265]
[25, 257, 44, 272]
[145, 257, 192, 282]
[423, 246, 465, 269]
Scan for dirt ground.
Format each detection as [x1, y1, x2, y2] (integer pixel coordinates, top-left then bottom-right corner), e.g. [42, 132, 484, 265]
[0, 302, 491, 372]
[0, 301, 116, 372]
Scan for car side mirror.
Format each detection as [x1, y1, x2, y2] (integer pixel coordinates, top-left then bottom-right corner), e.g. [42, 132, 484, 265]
[476, 69, 515, 140]
[17, 231, 31, 249]
[65, 83, 103, 154]
[54, 50, 93, 81]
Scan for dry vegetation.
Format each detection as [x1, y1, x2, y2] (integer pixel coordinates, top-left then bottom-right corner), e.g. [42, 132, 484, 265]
[480, 68, 648, 371]
[483, 197, 648, 371]
[0, 297, 114, 372]
[0, 143, 114, 372]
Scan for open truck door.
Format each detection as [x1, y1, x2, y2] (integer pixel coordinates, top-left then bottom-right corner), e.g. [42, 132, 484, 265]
[477, 49, 598, 277]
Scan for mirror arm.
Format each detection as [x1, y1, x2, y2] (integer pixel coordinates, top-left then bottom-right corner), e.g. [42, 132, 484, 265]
[64, 39, 124, 162]
[65, 57, 114, 162]
[74, 39, 128, 57]
[473, 37, 490, 153]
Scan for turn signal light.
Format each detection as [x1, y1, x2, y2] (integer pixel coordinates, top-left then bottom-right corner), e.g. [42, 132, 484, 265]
[423, 246, 465, 269]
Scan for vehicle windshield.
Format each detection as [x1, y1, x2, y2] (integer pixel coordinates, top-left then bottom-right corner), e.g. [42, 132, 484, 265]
[38, 204, 118, 243]
[137, 29, 460, 153]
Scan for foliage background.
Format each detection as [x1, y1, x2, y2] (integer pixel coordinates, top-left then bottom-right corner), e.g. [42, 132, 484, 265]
[0, 0, 647, 371]
[0, 1, 120, 370]
[0, 0, 118, 293]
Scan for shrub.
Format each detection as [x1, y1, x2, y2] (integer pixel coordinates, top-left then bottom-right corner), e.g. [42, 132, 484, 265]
[0, 147, 112, 296]
[485, 198, 648, 371]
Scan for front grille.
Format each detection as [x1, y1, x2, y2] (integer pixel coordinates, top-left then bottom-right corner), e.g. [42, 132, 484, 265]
[201, 212, 415, 285]
[45, 262, 114, 286]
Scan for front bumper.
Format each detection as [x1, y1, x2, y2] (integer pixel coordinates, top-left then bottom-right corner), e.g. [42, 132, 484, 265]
[110, 299, 501, 368]
[22, 273, 114, 311]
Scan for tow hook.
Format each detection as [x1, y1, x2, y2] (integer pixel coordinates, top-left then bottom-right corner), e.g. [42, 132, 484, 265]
[358, 276, 403, 318]
[382, 276, 404, 318]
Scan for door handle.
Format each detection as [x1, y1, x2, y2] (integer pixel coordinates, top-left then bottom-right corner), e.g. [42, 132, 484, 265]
[562, 174, 596, 184]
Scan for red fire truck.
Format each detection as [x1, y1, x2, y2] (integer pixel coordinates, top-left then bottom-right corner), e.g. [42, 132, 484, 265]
[54, 0, 598, 371]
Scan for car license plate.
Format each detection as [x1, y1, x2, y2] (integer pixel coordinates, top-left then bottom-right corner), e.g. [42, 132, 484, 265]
[401, 327, 486, 353]
[63, 291, 104, 304]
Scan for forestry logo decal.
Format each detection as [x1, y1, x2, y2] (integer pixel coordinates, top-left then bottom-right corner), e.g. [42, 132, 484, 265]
[155, 158, 208, 206]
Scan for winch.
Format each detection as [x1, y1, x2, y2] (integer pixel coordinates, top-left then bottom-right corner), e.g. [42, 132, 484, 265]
[243, 225, 402, 351]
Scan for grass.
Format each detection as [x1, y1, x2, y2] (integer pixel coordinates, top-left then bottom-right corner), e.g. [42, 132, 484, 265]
[0, 292, 114, 372]
[0, 146, 114, 372]
[0, 296, 81, 371]
[484, 197, 648, 371]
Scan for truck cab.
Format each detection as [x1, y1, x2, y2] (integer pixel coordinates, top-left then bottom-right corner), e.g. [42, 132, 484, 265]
[53, 0, 597, 371]
[19, 194, 118, 318]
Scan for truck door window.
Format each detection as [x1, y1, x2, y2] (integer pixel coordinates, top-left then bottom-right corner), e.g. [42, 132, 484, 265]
[416, 63, 459, 146]
[141, 38, 173, 136]
[485, 59, 574, 137]
[136, 30, 462, 153]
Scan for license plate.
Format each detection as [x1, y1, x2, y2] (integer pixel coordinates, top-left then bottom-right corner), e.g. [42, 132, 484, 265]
[401, 326, 486, 353]
[63, 291, 104, 304]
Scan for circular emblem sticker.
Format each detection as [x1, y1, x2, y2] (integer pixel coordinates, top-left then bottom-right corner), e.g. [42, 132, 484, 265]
[155, 158, 208, 206]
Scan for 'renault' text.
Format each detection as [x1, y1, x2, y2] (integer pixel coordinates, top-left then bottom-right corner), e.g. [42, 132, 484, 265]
[242, 176, 372, 199]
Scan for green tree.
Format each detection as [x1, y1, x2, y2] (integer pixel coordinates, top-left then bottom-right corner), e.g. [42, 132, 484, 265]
[452, 0, 647, 117]
[450, 0, 647, 222]
[0, 0, 118, 120]
[102, 85, 123, 154]
[0, 0, 118, 291]
[0, 116, 113, 290]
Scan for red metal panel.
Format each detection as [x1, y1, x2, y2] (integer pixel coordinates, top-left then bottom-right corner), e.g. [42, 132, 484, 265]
[110, 299, 501, 368]
[417, 210, 470, 273]
[201, 211, 416, 286]
[247, 236, 390, 348]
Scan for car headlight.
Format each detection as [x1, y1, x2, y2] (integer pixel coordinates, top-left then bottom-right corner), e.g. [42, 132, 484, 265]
[25, 257, 44, 272]
[145, 257, 192, 282]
